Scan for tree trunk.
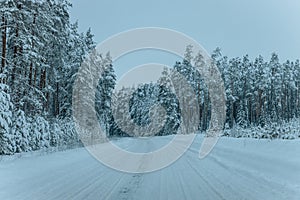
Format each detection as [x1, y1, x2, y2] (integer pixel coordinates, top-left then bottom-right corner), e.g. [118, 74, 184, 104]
[56, 82, 59, 116]
[257, 90, 262, 123]
[33, 67, 37, 88]
[11, 24, 18, 84]
[1, 15, 7, 76]
[29, 12, 36, 86]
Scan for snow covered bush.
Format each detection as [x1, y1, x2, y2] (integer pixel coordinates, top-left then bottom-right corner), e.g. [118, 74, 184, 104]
[60, 118, 80, 148]
[50, 121, 62, 147]
[222, 119, 300, 140]
[11, 109, 31, 153]
[0, 83, 14, 155]
[30, 116, 50, 150]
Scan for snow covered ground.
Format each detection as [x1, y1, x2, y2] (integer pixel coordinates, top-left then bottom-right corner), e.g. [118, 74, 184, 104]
[0, 135, 299, 200]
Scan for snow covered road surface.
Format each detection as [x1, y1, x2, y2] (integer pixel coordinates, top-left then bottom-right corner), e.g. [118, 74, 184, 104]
[0, 135, 299, 200]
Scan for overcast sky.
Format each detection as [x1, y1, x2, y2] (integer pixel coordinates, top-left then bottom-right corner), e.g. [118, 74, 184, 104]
[70, 0, 300, 81]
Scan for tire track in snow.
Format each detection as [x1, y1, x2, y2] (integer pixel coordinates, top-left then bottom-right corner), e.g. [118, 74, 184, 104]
[207, 149, 298, 200]
[183, 155, 227, 200]
[117, 174, 143, 200]
[186, 139, 298, 200]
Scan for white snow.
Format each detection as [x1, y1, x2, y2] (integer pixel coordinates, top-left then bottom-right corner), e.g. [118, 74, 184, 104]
[0, 135, 299, 200]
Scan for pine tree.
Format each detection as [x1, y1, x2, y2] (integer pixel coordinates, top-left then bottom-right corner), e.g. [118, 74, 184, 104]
[0, 81, 14, 154]
[12, 109, 30, 153]
[95, 52, 116, 136]
[49, 120, 61, 147]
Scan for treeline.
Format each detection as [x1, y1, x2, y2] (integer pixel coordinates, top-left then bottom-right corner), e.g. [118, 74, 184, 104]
[109, 46, 300, 137]
[177, 47, 300, 131]
[0, 0, 96, 155]
[212, 48, 300, 129]
[173, 47, 300, 131]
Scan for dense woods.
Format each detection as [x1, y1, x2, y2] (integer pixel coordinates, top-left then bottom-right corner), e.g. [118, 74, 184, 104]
[111, 47, 300, 138]
[0, 0, 95, 154]
[212, 48, 300, 129]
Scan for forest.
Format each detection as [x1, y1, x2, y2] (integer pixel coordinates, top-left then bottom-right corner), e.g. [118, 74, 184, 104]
[1, 0, 300, 155]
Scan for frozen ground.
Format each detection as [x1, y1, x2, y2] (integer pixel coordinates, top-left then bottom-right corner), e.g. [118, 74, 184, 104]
[0, 135, 299, 200]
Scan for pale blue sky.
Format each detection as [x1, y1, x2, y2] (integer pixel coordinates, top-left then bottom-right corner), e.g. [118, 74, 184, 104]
[70, 0, 300, 78]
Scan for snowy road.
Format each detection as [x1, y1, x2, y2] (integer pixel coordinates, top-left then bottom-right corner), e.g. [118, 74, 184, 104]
[1, 135, 299, 200]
